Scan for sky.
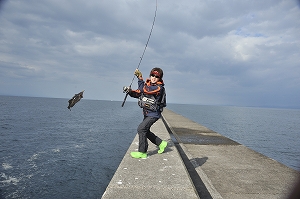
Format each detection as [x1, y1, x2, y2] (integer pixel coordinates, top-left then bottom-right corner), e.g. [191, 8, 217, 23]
[0, 0, 300, 108]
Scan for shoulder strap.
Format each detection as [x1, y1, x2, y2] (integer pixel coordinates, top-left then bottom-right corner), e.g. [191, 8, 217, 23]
[158, 85, 166, 107]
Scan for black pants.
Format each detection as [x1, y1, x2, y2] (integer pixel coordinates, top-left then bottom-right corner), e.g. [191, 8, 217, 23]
[137, 116, 162, 153]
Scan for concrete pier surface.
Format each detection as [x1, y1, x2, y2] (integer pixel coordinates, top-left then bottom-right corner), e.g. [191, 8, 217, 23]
[102, 108, 299, 199]
[101, 112, 199, 199]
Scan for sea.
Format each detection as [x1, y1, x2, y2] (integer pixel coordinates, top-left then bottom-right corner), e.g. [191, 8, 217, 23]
[1, 96, 299, 199]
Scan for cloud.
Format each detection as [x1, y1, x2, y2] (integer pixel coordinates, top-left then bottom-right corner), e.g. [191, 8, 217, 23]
[0, 0, 299, 108]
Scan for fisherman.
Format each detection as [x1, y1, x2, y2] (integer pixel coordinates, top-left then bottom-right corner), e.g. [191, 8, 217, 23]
[123, 67, 167, 159]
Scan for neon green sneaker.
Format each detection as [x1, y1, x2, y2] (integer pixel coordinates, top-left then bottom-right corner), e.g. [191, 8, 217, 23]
[130, 152, 147, 159]
[158, 141, 167, 154]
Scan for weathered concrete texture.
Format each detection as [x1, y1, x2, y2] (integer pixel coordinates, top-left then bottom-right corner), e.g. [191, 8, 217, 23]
[101, 117, 199, 199]
[162, 108, 299, 199]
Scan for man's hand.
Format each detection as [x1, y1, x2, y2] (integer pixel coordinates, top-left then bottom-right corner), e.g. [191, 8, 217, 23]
[123, 86, 132, 94]
[134, 69, 142, 78]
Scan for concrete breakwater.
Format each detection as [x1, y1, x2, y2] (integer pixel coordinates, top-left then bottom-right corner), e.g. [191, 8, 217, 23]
[102, 109, 299, 199]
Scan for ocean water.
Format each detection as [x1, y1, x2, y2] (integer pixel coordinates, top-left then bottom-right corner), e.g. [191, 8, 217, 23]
[167, 103, 300, 171]
[0, 96, 141, 199]
[1, 96, 300, 198]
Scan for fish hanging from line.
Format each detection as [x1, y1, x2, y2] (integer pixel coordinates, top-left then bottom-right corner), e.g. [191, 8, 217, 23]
[67, 90, 84, 110]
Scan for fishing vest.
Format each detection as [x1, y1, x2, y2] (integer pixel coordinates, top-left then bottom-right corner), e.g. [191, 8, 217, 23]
[138, 86, 166, 111]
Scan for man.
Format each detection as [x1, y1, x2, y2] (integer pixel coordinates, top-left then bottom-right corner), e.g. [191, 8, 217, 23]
[123, 67, 167, 159]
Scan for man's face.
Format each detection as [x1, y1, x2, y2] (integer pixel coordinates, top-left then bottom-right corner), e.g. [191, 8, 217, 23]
[150, 73, 160, 84]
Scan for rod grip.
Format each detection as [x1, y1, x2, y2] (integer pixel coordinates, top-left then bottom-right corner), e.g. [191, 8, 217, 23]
[121, 93, 129, 107]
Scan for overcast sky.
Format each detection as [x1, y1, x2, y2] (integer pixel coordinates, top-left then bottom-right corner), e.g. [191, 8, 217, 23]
[0, 0, 299, 108]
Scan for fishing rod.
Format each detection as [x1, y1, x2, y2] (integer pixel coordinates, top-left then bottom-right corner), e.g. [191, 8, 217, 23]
[121, 0, 158, 107]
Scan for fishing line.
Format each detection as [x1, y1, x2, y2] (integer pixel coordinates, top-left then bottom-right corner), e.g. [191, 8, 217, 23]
[122, 0, 158, 107]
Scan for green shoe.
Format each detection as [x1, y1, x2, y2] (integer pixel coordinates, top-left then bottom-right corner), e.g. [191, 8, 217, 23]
[158, 141, 167, 154]
[130, 152, 147, 159]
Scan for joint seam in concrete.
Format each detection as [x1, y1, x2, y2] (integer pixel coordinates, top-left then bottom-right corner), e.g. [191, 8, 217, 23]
[180, 143, 223, 199]
[162, 113, 223, 199]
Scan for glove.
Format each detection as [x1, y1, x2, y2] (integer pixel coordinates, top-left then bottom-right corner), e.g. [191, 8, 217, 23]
[123, 86, 131, 94]
[134, 69, 142, 78]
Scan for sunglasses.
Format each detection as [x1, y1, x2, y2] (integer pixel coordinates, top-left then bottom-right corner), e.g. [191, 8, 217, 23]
[150, 74, 160, 78]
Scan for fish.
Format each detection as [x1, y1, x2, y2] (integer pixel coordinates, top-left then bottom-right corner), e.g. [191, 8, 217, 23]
[67, 90, 84, 110]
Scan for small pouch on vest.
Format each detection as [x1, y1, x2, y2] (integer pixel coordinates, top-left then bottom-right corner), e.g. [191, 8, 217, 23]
[138, 94, 158, 111]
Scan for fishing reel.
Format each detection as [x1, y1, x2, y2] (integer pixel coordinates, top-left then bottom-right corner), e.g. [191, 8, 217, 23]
[123, 86, 131, 94]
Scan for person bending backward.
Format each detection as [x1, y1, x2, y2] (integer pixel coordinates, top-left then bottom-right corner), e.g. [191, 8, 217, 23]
[123, 67, 167, 159]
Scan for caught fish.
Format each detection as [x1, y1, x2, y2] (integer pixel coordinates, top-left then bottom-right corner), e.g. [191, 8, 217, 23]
[67, 90, 84, 110]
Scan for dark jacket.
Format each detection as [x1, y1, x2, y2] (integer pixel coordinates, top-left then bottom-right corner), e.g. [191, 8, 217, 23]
[129, 78, 166, 118]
